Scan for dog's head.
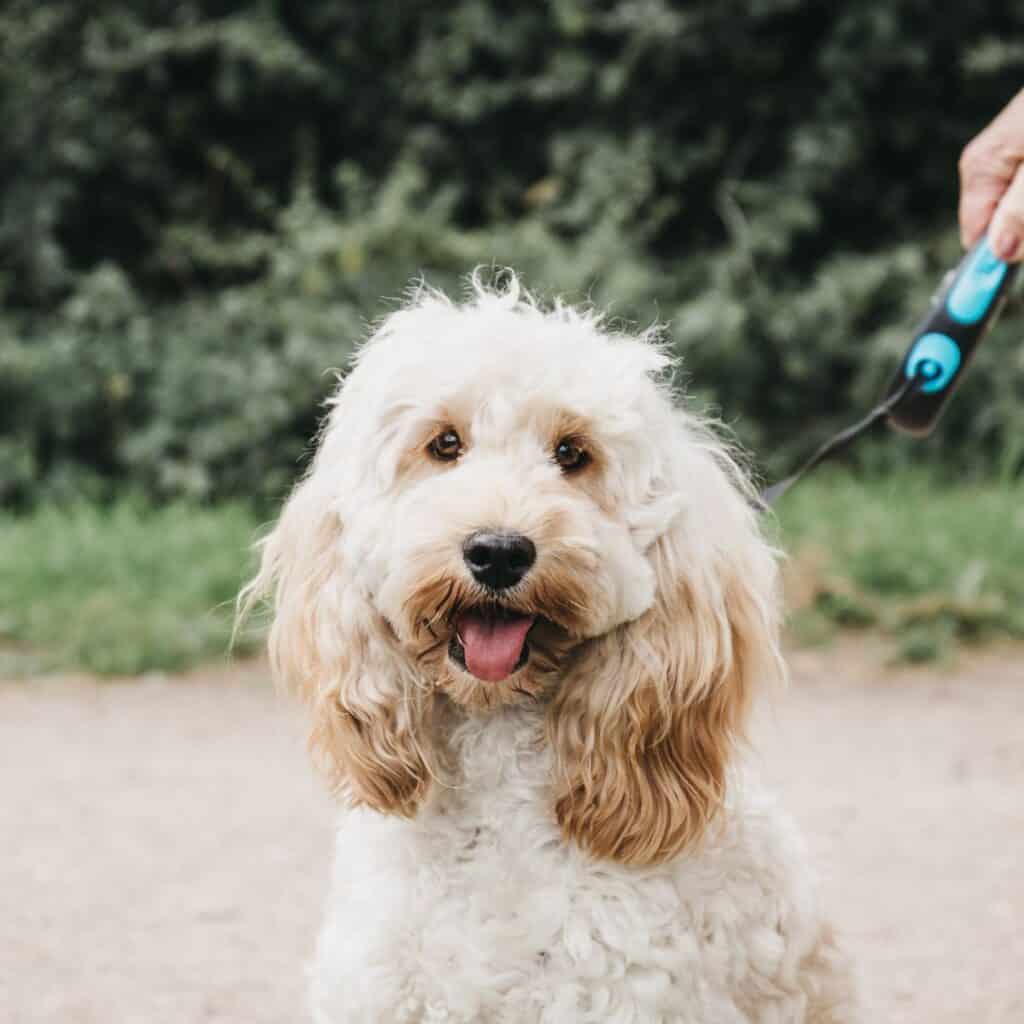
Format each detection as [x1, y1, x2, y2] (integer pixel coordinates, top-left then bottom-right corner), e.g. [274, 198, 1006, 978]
[244, 275, 784, 864]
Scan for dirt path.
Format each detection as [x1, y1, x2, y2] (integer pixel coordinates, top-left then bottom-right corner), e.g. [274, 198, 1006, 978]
[3, 645, 1023, 1023]
[761, 645, 1024, 1023]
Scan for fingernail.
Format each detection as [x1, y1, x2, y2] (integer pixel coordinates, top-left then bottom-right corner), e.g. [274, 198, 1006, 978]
[991, 232, 1020, 261]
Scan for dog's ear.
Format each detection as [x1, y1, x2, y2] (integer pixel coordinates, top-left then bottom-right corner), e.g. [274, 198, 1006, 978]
[242, 469, 435, 817]
[549, 431, 784, 865]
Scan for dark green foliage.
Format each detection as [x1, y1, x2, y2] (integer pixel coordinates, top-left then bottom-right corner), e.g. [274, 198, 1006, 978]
[4, 1, 1024, 505]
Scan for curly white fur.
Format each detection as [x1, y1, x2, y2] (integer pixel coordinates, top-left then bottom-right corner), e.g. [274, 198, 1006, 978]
[244, 274, 859, 1023]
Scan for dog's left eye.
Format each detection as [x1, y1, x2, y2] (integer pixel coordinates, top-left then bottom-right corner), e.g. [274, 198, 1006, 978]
[553, 437, 590, 473]
[428, 429, 463, 462]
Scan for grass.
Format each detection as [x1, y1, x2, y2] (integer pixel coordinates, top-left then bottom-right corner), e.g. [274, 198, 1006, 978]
[772, 470, 1024, 662]
[1, 472, 1022, 675]
[0, 501, 263, 676]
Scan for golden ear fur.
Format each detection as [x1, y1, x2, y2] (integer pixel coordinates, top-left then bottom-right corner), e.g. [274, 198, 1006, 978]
[241, 472, 434, 817]
[549, 438, 784, 866]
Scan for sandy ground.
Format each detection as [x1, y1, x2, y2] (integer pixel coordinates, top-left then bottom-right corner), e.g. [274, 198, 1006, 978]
[3, 644, 1023, 1023]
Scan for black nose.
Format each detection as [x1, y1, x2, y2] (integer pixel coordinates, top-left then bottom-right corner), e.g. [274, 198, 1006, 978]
[462, 531, 536, 590]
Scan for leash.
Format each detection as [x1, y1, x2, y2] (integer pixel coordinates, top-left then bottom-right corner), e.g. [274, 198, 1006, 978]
[759, 371, 925, 509]
[758, 235, 1020, 509]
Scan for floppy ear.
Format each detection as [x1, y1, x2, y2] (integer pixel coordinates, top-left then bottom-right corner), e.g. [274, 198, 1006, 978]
[241, 469, 435, 817]
[549, 430, 784, 865]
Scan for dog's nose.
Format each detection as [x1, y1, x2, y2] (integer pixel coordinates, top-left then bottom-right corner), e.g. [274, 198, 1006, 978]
[462, 531, 536, 590]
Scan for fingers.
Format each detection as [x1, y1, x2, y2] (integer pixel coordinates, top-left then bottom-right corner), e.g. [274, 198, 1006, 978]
[958, 143, 1010, 249]
[989, 164, 1024, 262]
[958, 89, 1024, 255]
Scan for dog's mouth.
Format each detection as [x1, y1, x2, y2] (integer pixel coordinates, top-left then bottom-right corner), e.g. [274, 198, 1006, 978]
[448, 604, 538, 682]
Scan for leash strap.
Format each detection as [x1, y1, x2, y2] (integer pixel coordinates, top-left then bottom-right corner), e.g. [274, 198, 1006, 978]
[758, 371, 925, 510]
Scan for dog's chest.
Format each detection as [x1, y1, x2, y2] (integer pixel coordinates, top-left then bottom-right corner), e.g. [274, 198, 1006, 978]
[404, 710, 585, 935]
[318, 712, 798, 1022]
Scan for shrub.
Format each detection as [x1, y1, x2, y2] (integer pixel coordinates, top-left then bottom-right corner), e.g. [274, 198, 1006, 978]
[3, 2, 1024, 506]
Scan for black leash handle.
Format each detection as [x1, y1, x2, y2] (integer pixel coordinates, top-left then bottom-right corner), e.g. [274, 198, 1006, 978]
[885, 236, 1020, 436]
[760, 235, 1019, 509]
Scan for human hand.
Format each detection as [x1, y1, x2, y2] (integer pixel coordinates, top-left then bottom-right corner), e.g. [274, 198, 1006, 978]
[959, 89, 1024, 262]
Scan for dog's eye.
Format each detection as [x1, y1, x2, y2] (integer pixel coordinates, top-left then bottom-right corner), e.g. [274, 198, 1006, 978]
[428, 429, 463, 462]
[553, 437, 589, 473]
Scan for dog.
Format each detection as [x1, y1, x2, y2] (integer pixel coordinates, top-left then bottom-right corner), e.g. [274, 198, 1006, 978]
[243, 274, 858, 1022]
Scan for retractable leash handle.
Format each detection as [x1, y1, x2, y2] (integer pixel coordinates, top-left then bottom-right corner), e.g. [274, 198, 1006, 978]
[885, 235, 1020, 436]
[760, 235, 1019, 508]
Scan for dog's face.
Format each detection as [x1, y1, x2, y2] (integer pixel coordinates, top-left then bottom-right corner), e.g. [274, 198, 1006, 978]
[349, 304, 671, 711]
[247, 278, 784, 865]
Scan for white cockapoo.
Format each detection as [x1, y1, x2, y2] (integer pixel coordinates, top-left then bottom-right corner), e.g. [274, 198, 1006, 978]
[245, 275, 858, 1023]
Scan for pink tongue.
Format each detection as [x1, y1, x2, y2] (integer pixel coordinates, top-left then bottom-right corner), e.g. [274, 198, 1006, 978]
[457, 612, 535, 682]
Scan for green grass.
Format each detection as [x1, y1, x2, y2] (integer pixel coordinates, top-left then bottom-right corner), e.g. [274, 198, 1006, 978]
[1, 473, 1022, 675]
[0, 501, 262, 676]
[772, 471, 1024, 662]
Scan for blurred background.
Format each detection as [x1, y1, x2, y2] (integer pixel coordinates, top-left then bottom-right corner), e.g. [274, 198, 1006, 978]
[2, 2, 1024, 1024]
[2, 5, 1024, 1021]
[3, 1, 1024, 673]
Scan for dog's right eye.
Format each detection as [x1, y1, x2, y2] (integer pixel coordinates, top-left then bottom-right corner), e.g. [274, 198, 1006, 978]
[428, 429, 463, 462]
